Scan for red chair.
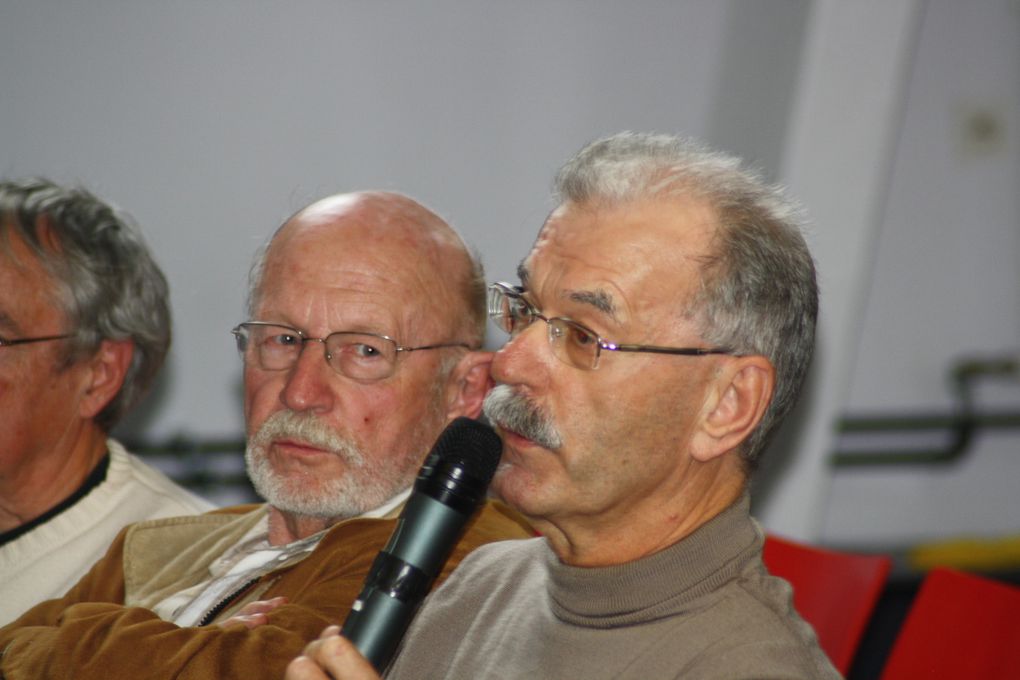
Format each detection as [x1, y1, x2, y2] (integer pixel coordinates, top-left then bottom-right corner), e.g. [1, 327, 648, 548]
[879, 567, 1020, 679]
[763, 534, 892, 674]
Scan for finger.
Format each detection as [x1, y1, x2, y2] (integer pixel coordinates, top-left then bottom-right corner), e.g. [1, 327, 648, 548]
[285, 655, 334, 680]
[309, 635, 381, 680]
[239, 596, 289, 616]
[219, 612, 269, 630]
[318, 625, 341, 640]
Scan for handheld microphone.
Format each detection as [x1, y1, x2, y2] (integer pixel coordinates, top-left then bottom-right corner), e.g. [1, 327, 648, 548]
[340, 416, 503, 671]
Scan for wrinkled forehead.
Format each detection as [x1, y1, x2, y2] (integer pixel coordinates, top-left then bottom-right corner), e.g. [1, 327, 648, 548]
[259, 204, 467, 334]
[521, 198, 719, 298]
[0, 221, 63, 287]
[0, 214, 62, 266]
[0, 227, 68, 330]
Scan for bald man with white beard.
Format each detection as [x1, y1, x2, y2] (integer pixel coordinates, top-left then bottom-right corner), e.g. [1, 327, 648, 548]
[0, 191, 531, 680]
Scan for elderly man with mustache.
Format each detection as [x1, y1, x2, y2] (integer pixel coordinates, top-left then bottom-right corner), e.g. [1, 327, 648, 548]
[0, 191, 532, 679]
[286, 133, 841, 680]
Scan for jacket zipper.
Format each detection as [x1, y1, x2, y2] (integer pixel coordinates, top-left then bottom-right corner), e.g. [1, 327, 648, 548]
[197, 576, 261, 627]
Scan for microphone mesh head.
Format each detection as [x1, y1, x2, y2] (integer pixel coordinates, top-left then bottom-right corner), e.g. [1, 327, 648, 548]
[431, 417, 503, 483]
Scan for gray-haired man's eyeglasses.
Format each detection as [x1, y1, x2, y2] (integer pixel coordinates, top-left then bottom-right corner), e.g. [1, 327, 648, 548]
[487, 282, 733, 371]
[0, 333, 72, 348]
[231, 321, 473, 383]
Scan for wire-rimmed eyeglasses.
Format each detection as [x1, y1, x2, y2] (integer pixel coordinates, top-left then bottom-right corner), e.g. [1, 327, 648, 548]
[0, 333, 72, 349]
[487, 282, 733, 370]
[231, 321, 473, 382]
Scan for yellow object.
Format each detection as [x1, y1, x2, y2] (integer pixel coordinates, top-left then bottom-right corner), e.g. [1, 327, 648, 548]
[909, 534, 1020, 572]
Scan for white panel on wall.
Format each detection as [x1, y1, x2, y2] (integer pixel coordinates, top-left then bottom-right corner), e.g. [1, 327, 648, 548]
[822, 0, 1020, 548]
[753, 0, 924, 540]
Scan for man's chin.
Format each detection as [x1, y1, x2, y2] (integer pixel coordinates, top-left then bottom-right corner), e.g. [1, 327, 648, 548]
[490, 463, 544, 515]
[255, 465, 407, 520]
[249, 465, 337, 515]
[261, 486, 355, 519]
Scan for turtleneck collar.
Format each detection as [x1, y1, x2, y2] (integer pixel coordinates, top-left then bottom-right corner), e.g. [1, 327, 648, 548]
[544, 494, 761, 628]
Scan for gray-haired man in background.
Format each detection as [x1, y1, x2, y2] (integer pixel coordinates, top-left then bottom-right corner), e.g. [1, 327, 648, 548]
[0, 178, 212, 624]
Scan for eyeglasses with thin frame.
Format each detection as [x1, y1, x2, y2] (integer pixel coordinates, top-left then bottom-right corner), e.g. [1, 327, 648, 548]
[231, 321, 473, 382]
[0, 333, 72, 349]
[487, 282, 733, 370]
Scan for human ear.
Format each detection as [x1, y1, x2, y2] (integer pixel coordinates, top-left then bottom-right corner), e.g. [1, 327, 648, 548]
[443, 351, 494, 420]
[690, 355, 774, 463]
[78, 338, 135, 420]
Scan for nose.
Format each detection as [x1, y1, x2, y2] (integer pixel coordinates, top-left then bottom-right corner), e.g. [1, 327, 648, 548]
[279, 339, 336, 413]
[491, 318, 552, 387]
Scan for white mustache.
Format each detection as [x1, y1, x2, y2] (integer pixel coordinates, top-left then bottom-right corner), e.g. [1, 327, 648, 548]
[248, 410, 365, 467]
[483, 384, 563, 450]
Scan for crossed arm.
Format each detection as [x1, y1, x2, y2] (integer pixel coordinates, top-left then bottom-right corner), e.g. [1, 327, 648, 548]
[219, 602, 380, 679]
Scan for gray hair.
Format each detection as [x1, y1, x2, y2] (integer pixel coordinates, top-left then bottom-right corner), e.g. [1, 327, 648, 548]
[554, 132, 818, 468]
[0, 178, 171, 431]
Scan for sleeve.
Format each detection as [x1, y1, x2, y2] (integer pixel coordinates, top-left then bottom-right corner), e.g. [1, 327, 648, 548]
[0, 527, 373, 680]
[0, 502, 533, 680]
[0, 524, 130, 631]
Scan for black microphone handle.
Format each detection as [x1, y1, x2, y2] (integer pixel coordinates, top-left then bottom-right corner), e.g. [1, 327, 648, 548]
[338, 416, 503, 672]
[340, 493, 475, 670]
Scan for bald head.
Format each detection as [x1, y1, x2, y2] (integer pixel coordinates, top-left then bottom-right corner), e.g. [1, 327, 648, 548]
[250, 191, 485, 348]
[240, 192, 491, 533]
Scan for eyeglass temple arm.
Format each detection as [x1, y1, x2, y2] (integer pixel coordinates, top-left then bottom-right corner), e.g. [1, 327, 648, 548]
[0, 334, 73, 347]
[395, 342, 477, 353]
[600, 343, 733, 356]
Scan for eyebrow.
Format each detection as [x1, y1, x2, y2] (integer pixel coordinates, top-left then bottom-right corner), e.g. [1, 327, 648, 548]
[516, 262, 619, 322]
[568, 289, 618, 320]
[516, 262, 530, 288]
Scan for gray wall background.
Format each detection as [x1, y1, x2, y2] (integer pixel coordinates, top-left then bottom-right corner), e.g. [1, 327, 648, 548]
[2, 0, 1017, 548]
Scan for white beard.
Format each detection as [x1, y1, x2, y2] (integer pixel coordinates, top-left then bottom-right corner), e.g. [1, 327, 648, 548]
[245, 410, 419, 519]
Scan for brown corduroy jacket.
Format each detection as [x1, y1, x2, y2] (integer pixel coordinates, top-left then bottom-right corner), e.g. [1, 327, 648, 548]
[0, 501, 532, 679]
